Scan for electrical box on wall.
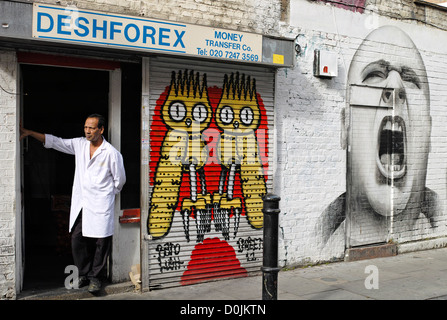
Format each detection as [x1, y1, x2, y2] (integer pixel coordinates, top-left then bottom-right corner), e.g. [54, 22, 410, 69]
[314, 50, 338, 78]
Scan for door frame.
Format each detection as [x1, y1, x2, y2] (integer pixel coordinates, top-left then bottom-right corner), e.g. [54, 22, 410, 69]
[16, 56, 24, 294]
[16, 51, 122, 293]
[346, 84, 394, 248]
[139, 57, 150, 291]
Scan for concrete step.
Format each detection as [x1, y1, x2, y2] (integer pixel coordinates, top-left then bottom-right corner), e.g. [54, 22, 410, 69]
[18, 281, 135, 300]
[344, 243, 397, 262]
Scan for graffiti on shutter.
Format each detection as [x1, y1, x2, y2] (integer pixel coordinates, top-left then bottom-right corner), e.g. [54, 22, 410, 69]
[147, 63, 272, 287]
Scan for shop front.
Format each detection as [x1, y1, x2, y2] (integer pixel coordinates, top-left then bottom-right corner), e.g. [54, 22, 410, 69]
[0, 1, 293, 295]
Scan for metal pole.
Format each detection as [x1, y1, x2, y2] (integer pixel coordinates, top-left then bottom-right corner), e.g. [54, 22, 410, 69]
[261, 193, 280, 300]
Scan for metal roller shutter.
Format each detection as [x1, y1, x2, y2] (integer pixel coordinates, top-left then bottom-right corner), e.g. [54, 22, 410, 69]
[146, 56, 275, 289]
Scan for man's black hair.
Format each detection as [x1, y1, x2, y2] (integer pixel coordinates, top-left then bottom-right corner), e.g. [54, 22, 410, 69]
[87, 114, 106, 129]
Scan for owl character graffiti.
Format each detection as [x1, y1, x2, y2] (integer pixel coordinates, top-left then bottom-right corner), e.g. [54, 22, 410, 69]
[148, 70, 268, 243]
[214, 72, 267, 239]
[148, 70, 213, 242]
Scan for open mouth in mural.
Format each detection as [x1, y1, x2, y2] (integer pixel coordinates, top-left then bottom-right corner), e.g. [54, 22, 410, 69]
[376, 116, 407, 180]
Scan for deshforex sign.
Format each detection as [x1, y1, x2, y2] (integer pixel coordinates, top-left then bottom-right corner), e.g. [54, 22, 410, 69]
[32, 3, 263, 63]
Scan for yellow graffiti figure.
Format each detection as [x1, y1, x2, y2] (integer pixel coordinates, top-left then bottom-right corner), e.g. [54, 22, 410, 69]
[148, 70, 212, 241]
[214, 72, 266, 239]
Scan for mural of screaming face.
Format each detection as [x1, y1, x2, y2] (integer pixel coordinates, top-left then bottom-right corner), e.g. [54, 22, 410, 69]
[317, 26, 440, 246]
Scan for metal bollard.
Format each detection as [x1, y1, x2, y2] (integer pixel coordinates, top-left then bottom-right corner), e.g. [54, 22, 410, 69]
[261, 193, 281, 300]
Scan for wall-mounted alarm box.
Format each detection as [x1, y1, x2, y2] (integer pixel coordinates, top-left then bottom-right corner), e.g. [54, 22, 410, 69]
[314, 50, 338, 78]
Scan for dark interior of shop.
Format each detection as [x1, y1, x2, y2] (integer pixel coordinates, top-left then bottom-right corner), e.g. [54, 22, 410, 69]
[21, 64, 110, 291]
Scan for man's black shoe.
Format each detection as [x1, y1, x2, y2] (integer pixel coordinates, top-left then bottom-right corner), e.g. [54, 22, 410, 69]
[88, 278, 101, 294]
[78, 276, 89, 288]
[69, 276, 88, 289]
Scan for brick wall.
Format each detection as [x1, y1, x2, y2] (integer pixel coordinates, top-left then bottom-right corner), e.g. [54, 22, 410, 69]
[31, 0, 283, 36]
[275, 25, 351, 265]
[0, 50, 17, 300]
[276, 0, 447, 267]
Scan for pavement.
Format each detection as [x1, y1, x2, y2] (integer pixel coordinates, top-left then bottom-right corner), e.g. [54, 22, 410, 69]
[18, 246, 447, 302]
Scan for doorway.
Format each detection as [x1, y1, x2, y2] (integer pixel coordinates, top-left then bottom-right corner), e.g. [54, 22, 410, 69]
[21, 64, 109, 291]
[346, 85, 394, 248]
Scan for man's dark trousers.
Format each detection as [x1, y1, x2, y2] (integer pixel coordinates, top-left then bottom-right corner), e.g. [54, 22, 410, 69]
[71, 211, 112, 280]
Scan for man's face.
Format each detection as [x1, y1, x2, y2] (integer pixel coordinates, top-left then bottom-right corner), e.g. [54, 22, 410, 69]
[347, 26, 431, 216]
[84, 117, 104, 143]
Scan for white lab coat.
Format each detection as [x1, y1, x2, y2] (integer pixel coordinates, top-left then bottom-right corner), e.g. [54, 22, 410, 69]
[44, 134, 126, 237]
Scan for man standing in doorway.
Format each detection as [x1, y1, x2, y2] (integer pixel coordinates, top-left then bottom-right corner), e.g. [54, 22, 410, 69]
[20, 114, 126, 293]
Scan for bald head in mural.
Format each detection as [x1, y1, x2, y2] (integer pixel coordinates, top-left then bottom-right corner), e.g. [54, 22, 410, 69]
[318, 26, 440, 247]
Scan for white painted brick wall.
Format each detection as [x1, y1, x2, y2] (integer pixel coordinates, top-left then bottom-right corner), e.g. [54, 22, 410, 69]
[276, 0, 447, 267]
[275, 27, 350, 266]
[33, 0, 283, 35]
[0, 51, 17, 300]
